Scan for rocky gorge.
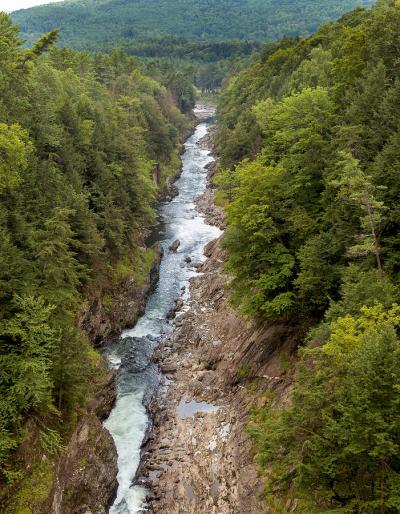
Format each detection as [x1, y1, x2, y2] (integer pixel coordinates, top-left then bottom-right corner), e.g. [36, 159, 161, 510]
[133, 130, 300, 513]
[4, 115, 190, 514]
[39, 103, 299, 514]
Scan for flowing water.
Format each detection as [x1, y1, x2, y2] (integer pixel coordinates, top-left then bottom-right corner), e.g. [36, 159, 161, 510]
[104, 107, 221, 513]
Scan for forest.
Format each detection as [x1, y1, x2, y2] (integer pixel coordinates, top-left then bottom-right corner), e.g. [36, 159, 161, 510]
[3, 0, 400, 512]
[11, 0, 374, 92]
[0, 12, 193, 509]
[215, 0, 400, 510]
[12, 0, 374, 46]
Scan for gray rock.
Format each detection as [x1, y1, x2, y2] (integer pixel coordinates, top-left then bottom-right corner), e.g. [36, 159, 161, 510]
[169, 239, 180, 252]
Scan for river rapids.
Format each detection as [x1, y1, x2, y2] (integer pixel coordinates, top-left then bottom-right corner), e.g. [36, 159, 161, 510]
[104, 106, 221, 513]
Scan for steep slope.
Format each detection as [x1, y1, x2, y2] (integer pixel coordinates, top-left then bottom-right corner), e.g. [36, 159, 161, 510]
[0, 12, 193, 513]
[214, 0, 400, 511]
[12, 0, 374, 49]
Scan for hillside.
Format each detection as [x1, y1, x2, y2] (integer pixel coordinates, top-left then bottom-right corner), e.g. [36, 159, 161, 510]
[0, 12, 194, 512]
[215, 0, 400, 510]
[4, 0, 400, 512]
[12, 0, 374, 50]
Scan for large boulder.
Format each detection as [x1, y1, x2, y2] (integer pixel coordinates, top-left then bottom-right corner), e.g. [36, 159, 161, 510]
[169, 239, 180, 252]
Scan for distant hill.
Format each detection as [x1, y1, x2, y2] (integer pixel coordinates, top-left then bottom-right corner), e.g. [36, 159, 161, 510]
[12, 0, 375, 50]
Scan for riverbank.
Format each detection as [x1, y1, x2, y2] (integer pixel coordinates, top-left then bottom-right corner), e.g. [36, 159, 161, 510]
[137, 236, 265, 513]
[103, 101, 299, 513]
[43, 120, 197, 514]
[2, 113, 195, 514]
[134, 106, 305, 512]
[104, 105, 222, 513]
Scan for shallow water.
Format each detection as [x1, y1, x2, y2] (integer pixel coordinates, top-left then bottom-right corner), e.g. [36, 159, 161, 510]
[104, 113, 221, 514]
[177, 396, 220, 418]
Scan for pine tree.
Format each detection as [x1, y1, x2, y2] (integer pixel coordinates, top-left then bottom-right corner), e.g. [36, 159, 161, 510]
[334, 152, 386, 276]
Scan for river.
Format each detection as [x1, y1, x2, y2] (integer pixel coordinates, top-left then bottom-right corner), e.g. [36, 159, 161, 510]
[104, 106, 221, 513]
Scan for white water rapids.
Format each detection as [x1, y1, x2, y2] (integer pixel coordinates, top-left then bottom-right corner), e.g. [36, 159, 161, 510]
[104, 108, 221, 513]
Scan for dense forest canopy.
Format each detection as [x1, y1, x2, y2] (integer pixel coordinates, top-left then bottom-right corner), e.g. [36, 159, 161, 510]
[11, 0, 374, 91]
[123, 37, 263, 92]
[4, 0, 400, 512]
[12, 0, 374, 46]
[215, 0, 400, 510]
[0, 12, 193, 510]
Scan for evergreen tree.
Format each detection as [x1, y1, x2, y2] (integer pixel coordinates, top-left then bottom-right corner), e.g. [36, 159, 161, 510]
[0, 13, 192, 492]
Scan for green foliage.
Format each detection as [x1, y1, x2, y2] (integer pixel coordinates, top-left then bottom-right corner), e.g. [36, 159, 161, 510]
[0, 296, 57, 478]
[12, 0, 373, 46]
[114, 246, 156, 287]
[0, 13, 191, 491]
[237, 363, 252, 379]
[0, 124, 32, 192]
[215, 2, 400, 510]
[251, 305, 400, 512]
[39, 428, 63, 456]
[5, 459, 53, 514]
[216, 0, 400, 320]
[223, 160, 296, 316]
[332, 152, 386, 274]
[11, 0, 373, 91]
[222, 87, 336, 317]
[21, 28, 59, 64]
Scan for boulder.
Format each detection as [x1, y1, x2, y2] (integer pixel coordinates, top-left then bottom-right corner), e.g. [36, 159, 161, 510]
[169, 239, 180, 252]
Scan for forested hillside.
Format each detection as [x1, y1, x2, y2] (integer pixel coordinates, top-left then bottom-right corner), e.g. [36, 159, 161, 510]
[0, 13, 192, 510]
[11, 0, 374, 91]
[5, 0, 400, 512]
[12, 0, 374, 47]
[215, 0, 400, 510]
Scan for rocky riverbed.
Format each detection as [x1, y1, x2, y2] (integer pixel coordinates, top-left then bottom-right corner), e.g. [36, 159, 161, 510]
[135, 120, 270, 514]
[133, 103, 304, 512]
[136, 236, 266, 514]
[105, 101, 299, 514]
[104, 104, 225, 513]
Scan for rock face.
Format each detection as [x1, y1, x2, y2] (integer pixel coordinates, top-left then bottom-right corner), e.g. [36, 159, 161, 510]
[48, 372, 118, 514]
[195, 126, 226, 229]
[3, 126, 195, 514]
[166, 298, 184, 319]
[169, 239, 181, 252]
[80, 243, 163, 344]
[40, 139, 186, 513]
[195, 187, 225, 228]
[4, 246, 164, 514]
[7, 371, 118, 514]
[44, 246, 163, 513]
[137, 234, 300, 513]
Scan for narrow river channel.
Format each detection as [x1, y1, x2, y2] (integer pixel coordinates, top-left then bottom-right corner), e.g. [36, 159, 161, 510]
[104, 106, 222, 513]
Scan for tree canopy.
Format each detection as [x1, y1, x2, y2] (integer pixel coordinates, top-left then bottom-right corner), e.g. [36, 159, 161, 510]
[215, 1, 400, 510]
[0, 12, 192, 503]
[11, 0, 374, 46]
[11, 0, 374, 91]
